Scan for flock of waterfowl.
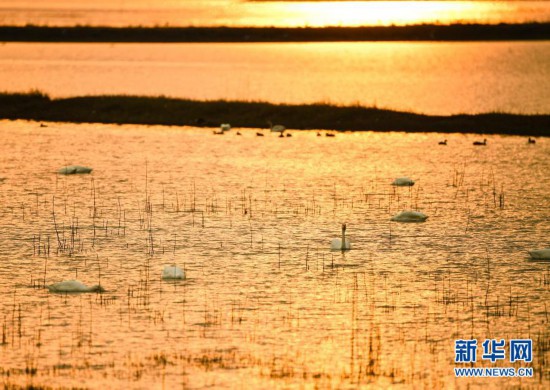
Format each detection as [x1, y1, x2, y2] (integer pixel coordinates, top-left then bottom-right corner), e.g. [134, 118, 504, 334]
[438, 137, 537, 146]
[213, 123, 338, 137]
[47, 265, 185, 293]
[41, 124, 548, 293]
[331, 172, 545, 259]
[214, 124, 539, 145]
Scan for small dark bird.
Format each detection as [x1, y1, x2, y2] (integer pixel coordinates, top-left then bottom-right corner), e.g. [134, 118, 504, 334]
[473, 139, 487, 146]
[256, 132, 264, 137]
[39, 123, 47, 128]
[286, 133, 292, 137]
[326, 133, 335, 137]
[317, 132, 321, 137]
[528, 137, 536, 144]
[236, 131, 242, 136]
[439, 139, 447, 145]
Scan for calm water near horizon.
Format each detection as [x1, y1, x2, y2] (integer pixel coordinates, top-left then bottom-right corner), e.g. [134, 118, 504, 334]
[1, 1, 550, 27]
[0, 120, 548, 388]
[2, 41, 550, 115]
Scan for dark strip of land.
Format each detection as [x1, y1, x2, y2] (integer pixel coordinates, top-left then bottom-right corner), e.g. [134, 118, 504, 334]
[1, 23, 550, 42]
[1, 92, 549, 136]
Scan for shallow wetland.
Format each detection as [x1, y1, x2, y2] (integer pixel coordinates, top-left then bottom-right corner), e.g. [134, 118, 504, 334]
[0, 120, 548, 388]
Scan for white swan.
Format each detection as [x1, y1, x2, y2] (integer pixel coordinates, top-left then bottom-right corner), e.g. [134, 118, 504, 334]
[392, 177, 415, 186]
[221, 123, 231, 132]
[528, 249, 550, 260]
[58, 165, 93, 175]
[391, 210, 428, 223]
[47, 280, 104, 293]
[268, 121, 286, 133]
[331, 224, 351, 251]
[162, 265, 185, 280]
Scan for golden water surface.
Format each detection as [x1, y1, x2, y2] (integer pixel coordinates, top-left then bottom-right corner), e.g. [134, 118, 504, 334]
[0, 120, 548, 388]
[2, 41, 550, 115]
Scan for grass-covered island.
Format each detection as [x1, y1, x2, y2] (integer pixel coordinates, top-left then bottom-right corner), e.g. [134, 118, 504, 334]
[1, 23, 550, 42]
[1, 92, 549, 136]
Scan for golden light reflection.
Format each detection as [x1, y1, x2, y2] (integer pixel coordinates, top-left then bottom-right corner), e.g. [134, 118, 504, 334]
[1, 1, 546, 27]
[248, 1, 482, 27]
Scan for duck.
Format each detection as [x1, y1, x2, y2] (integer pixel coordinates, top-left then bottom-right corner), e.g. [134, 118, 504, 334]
[330, 224, 351, 251]
[58, 165, 93, 174]
[162, 265, 185, 280]
[236, 131, 242, 136]
[391, 210, 428, 223]
[528, 137, 536, 144]
[473, 139, 487, 146]
[392, 177, 415, 187]
[47, 280, 104, 293]
[325, 133, 335, 137]
[256, 132, 264, 137]
[439, 140, 447, 145]
[528, 249, 550, 260]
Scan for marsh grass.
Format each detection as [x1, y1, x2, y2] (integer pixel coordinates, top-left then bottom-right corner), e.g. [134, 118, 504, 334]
[2, 24, 550, 43]
[0, 137, 548, 389]
[1, 92, 550, 135]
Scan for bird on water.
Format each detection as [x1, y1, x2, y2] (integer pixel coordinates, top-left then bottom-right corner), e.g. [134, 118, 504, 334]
[331, 223, 351, 251]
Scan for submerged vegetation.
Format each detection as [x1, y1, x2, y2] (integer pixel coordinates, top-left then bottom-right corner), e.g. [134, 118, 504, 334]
[1, 92, 549, 135]
[0, 118, 549, 388]
[0, 143, 549, 388]
[1, 23, 550, 42]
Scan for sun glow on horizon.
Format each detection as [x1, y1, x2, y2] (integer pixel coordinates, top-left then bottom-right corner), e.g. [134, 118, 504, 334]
[1, 1, 546, 27]
[264, 1, 478, 27]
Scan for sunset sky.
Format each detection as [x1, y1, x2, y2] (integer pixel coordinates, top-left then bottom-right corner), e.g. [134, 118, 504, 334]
[1, 1, 549, 27]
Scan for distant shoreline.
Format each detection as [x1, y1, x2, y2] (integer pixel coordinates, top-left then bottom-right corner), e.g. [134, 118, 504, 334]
[1, 92, 549, 136]
[1, 23, 550, 42]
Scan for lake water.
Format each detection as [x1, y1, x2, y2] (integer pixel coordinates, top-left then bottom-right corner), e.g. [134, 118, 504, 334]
[2, 41, 550, 115]
[0, 120, 548, 388]
[1, 1, 550, 27]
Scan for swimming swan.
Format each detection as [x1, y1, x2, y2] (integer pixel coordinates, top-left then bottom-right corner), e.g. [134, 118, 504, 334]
[58, 165, 93, 175]
[47, 280, 104, 293]
[528, 249, 550, 260]
[392, 177, 415, 186]
[268, 121, 286, 133]
[330, 224, 351, 251]
[162, 265, 185, 279]
[220, 123, 231, 132]
[391, 210, 428, 223]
